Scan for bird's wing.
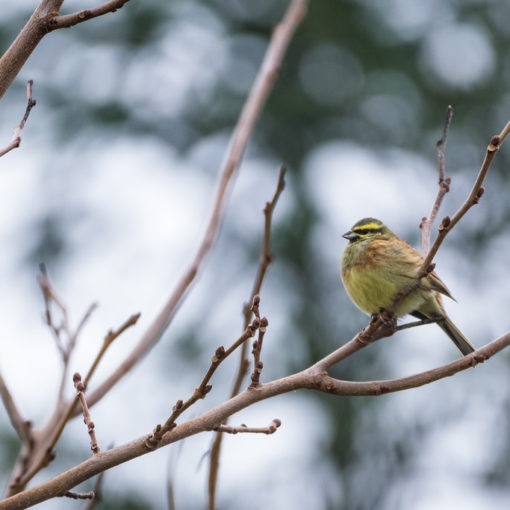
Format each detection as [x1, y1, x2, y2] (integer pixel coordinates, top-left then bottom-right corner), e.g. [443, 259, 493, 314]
[426, 271, 456, 300]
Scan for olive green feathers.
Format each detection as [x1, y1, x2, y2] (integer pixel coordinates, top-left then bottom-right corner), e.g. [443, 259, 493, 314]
[341, 218, 475, 356]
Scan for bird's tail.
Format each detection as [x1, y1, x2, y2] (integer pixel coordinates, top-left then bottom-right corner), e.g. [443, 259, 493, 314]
[436, 316, 475, 356]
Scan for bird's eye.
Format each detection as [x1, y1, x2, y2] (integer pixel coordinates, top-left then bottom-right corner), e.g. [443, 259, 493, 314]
[355, 229, 369, 235]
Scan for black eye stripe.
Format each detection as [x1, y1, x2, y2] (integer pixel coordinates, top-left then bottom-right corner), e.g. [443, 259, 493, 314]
[353, 228, 382, 235]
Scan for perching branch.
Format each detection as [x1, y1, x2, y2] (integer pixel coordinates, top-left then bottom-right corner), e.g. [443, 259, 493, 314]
[2, 329, 509, 510]
[0, 80, 36, 158]
[420, 105, 453, 254]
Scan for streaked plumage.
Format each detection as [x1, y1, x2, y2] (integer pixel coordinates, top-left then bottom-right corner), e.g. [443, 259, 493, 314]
[341, 217, 475, 356]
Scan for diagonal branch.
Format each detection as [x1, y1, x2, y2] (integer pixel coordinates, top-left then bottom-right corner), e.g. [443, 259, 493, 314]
[420, 105, 453, 254]
[50, 0, 132, 30]
[2, 330, 509, 510]
[0, 371, 31, 443]
[0, 80, 36, 158]
[83, 1, 305, 413]
[146, 317, 260, 448]
[418, 119, 510, 277]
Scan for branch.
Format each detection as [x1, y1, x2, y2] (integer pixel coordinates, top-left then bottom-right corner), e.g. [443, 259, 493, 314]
[2, 330, 509, 510]
[418, 119, 510, 277]
[0, 80, 36, 158]
[208, 166, 287, 508]
[83, 0, 305, 413]
[420, 105, 453, 254]
[73, 373, 100, 455]
[146, 317, 260, 448]
[12, 313, 140, 492]
[0, 1, 130, 100]
[62, 491, 94, 500]
[50, 0, 132, 30]
[0, 371, 31, 443]
[214, 419, 281, 435]
[249, 317, 269, 388]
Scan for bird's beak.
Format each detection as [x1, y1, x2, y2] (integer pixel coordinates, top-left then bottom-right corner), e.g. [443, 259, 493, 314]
[342, 231, 358, 241]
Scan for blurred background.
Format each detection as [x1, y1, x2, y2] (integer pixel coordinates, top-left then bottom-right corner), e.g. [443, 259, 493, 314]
[1, 0, 510, 508]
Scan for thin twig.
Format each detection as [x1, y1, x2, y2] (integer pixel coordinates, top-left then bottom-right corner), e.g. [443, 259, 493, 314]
[62, 491, 95, 500]
[418, 119, 510, 277]
[74, 373, 100, 455]
[208, 166, 287, 508]
[58, 302, 98, 403]
[82, 472, 105, 510]
[249, 317, 269, 388]
[214, 419, 281, 435]
[14, 313, 140, 490]
[0, 371, 31, 443]
[0, 80, 36, 158]
[50, 0, 132, 30]
[420, 105, 453, 254]
[146, 317, 261, 448]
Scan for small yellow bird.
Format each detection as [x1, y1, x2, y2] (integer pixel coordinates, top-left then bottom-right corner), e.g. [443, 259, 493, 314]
[341, 217, 475, 356]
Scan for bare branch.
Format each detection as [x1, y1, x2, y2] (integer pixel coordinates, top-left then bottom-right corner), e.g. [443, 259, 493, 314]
[0, 80, 36, 158]
[14, 313, 140, 490]
[214, 419, 281, 435]
[50, 0, 131, 30]
[208, 166, 287, 507]
[146, 317, 261, 448]
[420, 105, 453, 254]
[418, 119, 510, 277]
[84, 0, 305, 413]
[62, 491, 95, 500]
[0, 371, 31, 443]
[249, 317, 269, 388]
[2, 330, 509, 510]
[73, 373, 100, 455]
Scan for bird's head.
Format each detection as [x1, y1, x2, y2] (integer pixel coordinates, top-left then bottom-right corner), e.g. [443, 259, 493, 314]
[342, 218, 395, 243]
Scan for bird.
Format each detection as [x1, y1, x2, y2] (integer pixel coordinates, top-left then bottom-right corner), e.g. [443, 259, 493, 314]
[341, 217, 475, 356]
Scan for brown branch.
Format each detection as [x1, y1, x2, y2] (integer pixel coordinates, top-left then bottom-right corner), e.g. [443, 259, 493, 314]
[0, 1, 130, 101]
[62, 491, 94, 500]
[0, 371, 31, 443]
[249, 317, 269, 388]
[12, 313, 140, 492]
[83, 0, 303, 415]
[73, 373, 100, 455]
[208, 166, 287, 507]
[50, 0, 131, 30]
[420, 105, 453, 254]
[2, 330, 509, 510]
[82, 472, 104, 510]
[146, 318, 261, 448]
[214, 419, 281, 435]
[418, 119, 510, 277]
[0, 80, 36, 158]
